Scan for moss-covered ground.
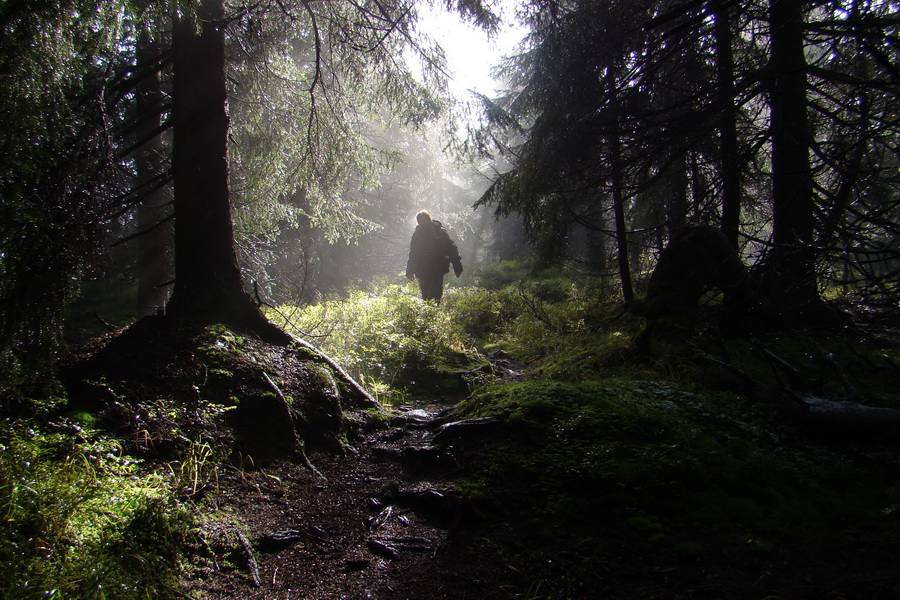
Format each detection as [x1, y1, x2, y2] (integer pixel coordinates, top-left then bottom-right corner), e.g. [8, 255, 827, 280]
[261, 263, 900, 596]
[449, 379, 900, 597]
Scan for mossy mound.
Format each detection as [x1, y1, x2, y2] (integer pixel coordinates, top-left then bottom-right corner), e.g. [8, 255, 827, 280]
[447, 379, 900, 598]
[60, 316, 383, 463]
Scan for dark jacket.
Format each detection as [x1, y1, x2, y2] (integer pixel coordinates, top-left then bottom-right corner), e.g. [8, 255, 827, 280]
[406, 220, 463, 278]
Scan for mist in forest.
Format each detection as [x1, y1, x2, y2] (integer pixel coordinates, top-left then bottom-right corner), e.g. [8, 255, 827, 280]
[3, 0, 897, 350]
[3, 3, 900, 598]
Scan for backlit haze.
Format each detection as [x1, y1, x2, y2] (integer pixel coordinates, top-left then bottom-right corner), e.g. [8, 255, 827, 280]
[415, 2, 527, 99]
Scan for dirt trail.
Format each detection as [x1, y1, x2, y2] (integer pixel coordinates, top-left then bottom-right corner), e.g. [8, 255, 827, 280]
[188, 403, 501, 600]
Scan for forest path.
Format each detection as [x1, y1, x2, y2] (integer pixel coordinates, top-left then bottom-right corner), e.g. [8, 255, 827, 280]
[187, 401, 504, 600]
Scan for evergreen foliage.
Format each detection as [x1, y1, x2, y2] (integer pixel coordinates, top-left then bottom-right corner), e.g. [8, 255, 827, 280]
[0, 1, 134, 396]
[472, 0, 900, 316]
[0, 0, 467, 392]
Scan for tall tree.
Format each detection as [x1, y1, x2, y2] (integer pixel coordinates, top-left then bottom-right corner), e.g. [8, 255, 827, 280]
[0, 1, 133, 392]
[166, 0, 253, 324]
[764, 0, 820, 318]
[713, 0, 742, 249]
[133, 3, 172, 317]
[473, 0, 900, 329]
[473, 0, 713, 295]
[161, 0, 453, 330]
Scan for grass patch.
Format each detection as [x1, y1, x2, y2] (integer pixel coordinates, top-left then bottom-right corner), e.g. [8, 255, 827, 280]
[268, 283, 487, 403]
[268, 262, 642, 400]
[0, 419, 196, 600]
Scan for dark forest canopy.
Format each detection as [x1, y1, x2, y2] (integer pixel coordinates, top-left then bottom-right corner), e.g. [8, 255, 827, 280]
[474, 0, 900, 318]
[1, 0, 899, 395]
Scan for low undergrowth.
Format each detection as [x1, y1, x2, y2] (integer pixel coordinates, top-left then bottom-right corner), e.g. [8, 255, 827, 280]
[6, 260, 897, 599]
[269, 261, 640, 402]
[268, 284, 489, 404]
[0, 414, 197, 600]
[267, 261, 900, 596]
[450, 379, 900, 597]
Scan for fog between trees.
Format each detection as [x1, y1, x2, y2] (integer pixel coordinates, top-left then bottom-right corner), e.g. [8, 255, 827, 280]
[1, 0, 898, 391]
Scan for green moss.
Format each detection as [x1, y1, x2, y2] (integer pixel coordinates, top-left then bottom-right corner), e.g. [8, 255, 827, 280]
[307, 363, 338, 395]
[0, 421, 195, 599]
[64, 409, 96, 428]
[455, 378, 897, 546]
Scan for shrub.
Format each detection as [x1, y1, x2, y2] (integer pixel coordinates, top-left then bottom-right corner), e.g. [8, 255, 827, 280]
[468, 260, 538, 290]
[441, 286, 519, 343]
[269, 263, 641, 399]
[269, 284, 480, 402]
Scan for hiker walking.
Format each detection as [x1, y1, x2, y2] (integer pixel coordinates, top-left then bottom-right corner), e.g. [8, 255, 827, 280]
[405, 210, 463, 303]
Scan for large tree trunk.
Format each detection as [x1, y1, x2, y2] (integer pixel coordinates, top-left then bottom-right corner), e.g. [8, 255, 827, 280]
[764, 0, 822, 320]
[161, 0, 374, 408]
[611, 128, 635, 305]
[167, 0, 254, 323]
[666, 152, 689, 235]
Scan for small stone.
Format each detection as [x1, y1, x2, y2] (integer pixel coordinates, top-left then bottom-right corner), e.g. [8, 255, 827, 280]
[366, 539, 401, 560]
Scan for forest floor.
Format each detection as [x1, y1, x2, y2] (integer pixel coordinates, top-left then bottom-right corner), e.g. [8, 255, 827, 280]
[59, 319, 900, 600]
[184, 355, 534, 600]
[185, 401, 500, 600]
[184, 397, 900, 600]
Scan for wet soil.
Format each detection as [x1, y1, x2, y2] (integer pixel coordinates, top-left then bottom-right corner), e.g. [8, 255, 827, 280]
[186, 403, 503, 600]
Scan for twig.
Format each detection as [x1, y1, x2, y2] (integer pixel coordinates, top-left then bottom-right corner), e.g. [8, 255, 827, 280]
[111, 210, 174, 246]
[297, 447, 328, 483]
[762, 349, 810, 392]
[93, 312, 118, 332]
[701, 354, 758, 390]
[236, 529, 261, 588]
[252, 280, 329, 340]
[261, 371, 286, 401]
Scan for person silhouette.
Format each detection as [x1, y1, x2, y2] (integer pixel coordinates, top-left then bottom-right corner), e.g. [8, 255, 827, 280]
[405, 210, 463, 303]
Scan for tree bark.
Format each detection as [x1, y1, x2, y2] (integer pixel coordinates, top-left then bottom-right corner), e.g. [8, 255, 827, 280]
[167, 0, 250, 322]
[135, 26, 171, 317]
[611, 129, 635, 305]
[765, 0, 821, 315]
[666, 152, 689, 236]
[161, 0, 376, 409]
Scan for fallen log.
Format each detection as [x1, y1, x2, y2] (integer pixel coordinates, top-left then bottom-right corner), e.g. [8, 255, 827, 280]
[709, 349, 900, 443]
[783, 391, 900, 443]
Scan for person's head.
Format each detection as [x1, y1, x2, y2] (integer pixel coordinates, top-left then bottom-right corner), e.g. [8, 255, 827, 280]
[416, 210, 432, 226]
